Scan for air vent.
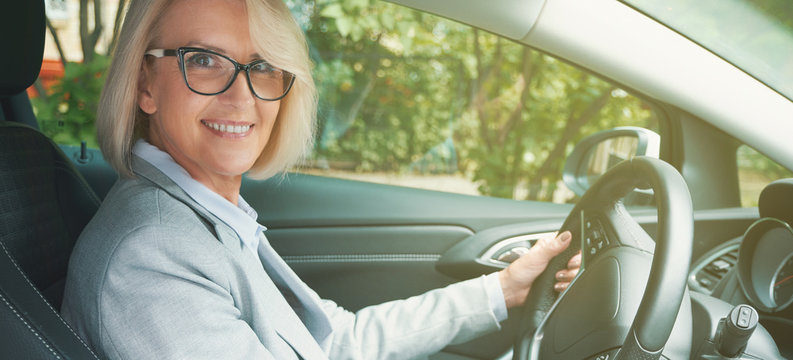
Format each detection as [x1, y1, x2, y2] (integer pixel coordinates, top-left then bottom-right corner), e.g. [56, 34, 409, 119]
[690, 244, 740, 295]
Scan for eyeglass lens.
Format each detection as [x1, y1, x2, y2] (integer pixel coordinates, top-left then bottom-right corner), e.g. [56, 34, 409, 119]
[182, 50, 292, 100]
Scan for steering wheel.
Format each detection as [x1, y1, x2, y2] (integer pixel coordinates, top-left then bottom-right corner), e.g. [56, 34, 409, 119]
[513, 157, 694, 360]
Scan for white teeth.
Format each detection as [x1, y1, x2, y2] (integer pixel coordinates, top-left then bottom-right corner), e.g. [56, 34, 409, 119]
[202, 121, 250, 134]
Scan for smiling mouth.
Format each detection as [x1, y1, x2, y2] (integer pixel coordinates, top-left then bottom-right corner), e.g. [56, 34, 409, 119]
[200, 120, 252, 134]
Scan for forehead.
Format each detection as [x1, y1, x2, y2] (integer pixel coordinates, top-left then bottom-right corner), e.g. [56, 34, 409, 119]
[156, 0, 253, 54]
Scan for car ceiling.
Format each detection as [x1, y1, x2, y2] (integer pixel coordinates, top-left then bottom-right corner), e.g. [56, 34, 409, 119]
[386, 0, 793, 172]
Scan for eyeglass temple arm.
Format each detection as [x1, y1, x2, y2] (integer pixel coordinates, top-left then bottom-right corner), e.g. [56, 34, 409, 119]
[144, 49, 178, 58]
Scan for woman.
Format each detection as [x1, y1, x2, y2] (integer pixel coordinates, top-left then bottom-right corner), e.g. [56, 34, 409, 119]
[61, 0, 581, 358]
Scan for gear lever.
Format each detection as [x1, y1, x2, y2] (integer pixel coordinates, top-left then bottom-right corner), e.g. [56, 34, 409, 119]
[715, 304, 759, 358]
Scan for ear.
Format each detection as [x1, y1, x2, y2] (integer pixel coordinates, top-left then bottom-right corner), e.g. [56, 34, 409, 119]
[137, 62, 157, 115]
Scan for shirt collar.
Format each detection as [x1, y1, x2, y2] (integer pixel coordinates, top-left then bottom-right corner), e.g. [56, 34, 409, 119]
[132, 139, 265, 254]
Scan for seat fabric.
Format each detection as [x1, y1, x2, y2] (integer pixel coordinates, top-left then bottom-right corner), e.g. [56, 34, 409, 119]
[0, 0, 104, 358]
[0, 123, 103, 359]
[0, 122, 101, 308]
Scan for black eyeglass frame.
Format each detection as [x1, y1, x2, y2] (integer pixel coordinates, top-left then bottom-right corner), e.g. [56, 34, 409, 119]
[144, 47, 295, 101]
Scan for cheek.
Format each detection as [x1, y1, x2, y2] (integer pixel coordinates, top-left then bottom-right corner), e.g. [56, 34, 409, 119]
[157, 84, 209, 125]
[150, 84, 211, 146]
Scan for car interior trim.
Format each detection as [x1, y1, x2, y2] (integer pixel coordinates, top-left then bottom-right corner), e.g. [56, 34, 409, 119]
[385, 0, 546, 40]
[282, 254, 441, 264]
[477, 231, 557, 268]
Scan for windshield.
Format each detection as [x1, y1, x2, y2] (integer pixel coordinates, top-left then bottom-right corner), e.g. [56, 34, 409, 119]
[624, 0, 793, 101]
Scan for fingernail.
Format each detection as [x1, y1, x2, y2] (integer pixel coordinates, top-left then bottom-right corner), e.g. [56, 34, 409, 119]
[554, 283, 565, 292]
[570, 257, 581, 267]
[556, 271, 565, 280]
[559, 231, 572, 243]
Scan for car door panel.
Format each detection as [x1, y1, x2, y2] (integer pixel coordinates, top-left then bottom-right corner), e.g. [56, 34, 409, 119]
[268, 225, 471, 310]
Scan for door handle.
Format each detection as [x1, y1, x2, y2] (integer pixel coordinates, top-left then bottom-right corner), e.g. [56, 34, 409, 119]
[479, 231, 557, 267]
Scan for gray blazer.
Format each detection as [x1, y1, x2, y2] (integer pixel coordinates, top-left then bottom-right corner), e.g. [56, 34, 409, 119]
[61, 155, 501, 360]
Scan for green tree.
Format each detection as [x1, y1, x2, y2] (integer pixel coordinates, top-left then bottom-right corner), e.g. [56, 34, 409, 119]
[32, 0, 127, 147]
[301, 0, 656, 201]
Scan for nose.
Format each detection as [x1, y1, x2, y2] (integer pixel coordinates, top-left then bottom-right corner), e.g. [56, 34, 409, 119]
[217, 71, 256, 108]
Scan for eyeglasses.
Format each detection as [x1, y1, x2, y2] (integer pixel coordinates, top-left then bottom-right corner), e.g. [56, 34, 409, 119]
[144, 47, 295, 101]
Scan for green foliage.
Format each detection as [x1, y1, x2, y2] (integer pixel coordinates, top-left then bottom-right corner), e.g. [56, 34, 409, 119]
[31, 54, 109, 147]
[738, 145, 793, 181]
[737, 145, 793, 207]
[302, 0, 656, 201]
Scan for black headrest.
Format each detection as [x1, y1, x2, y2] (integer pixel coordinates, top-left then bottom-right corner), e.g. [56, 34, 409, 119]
[0, 1, 46, 97]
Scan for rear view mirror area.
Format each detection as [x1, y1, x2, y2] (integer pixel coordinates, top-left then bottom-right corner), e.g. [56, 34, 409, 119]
[563, 126, 660, 199]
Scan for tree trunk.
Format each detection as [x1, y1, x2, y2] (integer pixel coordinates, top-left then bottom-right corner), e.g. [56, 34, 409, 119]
[497, 48, 536, 144]
[108, 0, 128, 54]
[46, 18, 68, 66]
[33, 80, 49, 102]
[527, 87, 614, 200]
[79, 0, 103, 63]
[471, 30, 504, 151]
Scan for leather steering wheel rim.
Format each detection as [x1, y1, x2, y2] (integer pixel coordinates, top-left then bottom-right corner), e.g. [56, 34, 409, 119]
[514, 156, 693, 359]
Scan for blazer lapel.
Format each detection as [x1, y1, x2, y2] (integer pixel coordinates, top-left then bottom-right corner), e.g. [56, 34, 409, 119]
[257, 237, 334, 349]
[235, 240, 329, 360]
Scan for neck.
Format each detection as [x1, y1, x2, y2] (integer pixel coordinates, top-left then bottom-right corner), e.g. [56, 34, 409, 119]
[189, 172, 242, 205]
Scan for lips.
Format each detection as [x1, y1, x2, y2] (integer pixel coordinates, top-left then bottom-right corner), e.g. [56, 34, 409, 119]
[200, 120, 252, 134]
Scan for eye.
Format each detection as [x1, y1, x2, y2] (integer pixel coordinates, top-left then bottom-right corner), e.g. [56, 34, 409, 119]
[250, 61, 277, 75]
[184, 52, 221, 68]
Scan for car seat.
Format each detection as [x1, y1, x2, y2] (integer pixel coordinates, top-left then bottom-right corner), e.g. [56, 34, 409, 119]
[0, 1, 102, 358]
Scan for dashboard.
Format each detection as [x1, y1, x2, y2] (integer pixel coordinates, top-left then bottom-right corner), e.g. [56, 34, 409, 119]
[738, 219, 793, 313]
[689, 179, 793, 359]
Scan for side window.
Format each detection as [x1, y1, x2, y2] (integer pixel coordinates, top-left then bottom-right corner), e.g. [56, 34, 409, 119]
[737, 145, 793, 207]
[32, 0, 122, 148]
[297, 0, 660, 203]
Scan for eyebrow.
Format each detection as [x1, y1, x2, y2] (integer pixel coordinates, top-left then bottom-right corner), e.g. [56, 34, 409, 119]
[183, 41, 262, 60]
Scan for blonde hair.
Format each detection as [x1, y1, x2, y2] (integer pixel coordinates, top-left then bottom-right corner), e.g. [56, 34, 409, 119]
[97, 0, 316, 179]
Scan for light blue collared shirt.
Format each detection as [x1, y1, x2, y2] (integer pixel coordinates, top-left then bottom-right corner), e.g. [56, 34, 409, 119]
[132, 139, 507, 322]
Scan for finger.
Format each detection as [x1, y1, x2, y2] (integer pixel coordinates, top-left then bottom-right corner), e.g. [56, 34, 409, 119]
[567, 252, 582, 270]
[555, 270, 568, 282]
[554, 266, 580, 293]
[554, 267, 579, 282]
[526, 231, 573, 264]
[554, 282, 569, 292]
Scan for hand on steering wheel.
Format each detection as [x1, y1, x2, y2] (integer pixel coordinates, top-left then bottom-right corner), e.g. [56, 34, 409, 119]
[498, 231, 576, 308]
